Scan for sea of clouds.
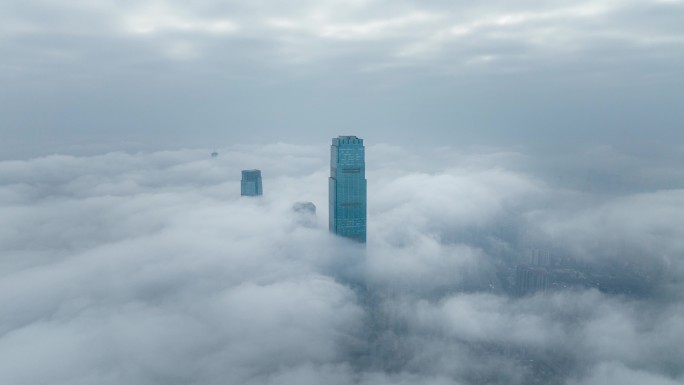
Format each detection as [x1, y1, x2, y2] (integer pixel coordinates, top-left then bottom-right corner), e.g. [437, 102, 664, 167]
[1, 143, 683, 385]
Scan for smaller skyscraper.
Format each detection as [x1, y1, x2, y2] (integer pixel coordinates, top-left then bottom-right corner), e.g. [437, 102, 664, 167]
[292, 202, 317, 228]
[241, 169, 263, 196]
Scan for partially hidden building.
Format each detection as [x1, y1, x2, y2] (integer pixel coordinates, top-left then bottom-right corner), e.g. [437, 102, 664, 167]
[241, 169, 263, 196]
[292, 202, 317, 228]
[329, 136, 367, 243]
[515, 265, 549, 296]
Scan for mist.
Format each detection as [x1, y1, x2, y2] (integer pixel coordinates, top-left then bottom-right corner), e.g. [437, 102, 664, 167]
[2, 143, 683, 384]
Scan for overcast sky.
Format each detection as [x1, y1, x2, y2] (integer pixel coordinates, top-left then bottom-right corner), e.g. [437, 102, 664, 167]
[2, 0, 683, 157]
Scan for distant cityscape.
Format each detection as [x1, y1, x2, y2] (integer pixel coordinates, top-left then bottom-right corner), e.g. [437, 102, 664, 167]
[231, 135, 650, 298]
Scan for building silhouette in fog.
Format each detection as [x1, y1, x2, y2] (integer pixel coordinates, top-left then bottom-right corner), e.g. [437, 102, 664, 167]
[516, 265, 549, 296]
[292, 202, 317, 228]
[329, 136, 367, 243]
[241, 170, 263, 196]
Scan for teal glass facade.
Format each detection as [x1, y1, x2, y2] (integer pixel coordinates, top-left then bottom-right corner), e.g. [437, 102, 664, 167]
[241, 169, 263, 196]
[329, 136, 366, 243]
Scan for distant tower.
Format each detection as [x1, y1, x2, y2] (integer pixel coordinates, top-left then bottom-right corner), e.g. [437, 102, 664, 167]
[292, 202, 317, 228]
[241, 170, 263, 196]
[515, 265, 549, 296]
[329, 136, 366, 243]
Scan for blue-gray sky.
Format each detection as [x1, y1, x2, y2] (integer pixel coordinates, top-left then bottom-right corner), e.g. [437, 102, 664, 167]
[2, 0, 683, 157]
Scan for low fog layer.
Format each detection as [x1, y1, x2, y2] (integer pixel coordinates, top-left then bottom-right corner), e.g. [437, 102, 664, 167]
[1, 143, 683, 385]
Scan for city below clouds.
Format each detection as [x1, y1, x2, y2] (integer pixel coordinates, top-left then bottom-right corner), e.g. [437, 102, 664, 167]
[1, 143, 684, 384]
[1, 0, 684, 384]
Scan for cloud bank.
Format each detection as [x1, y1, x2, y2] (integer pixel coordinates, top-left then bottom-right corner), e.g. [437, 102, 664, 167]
[1, 143, 683, 384]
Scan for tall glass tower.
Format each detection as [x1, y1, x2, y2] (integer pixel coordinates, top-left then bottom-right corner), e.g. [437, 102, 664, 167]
[241, 169, 263, 196]
[329, 136, 366, 243]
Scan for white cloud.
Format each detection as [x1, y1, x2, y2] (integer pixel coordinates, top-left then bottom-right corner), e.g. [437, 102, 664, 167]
[1, 143, 684, 384]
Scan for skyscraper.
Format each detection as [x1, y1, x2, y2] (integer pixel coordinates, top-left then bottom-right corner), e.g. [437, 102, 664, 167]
[515, 265, 549, 296]
[241, 169, 263, 196]
[329, 136, 366, 243]
[292, 201, 317, 228]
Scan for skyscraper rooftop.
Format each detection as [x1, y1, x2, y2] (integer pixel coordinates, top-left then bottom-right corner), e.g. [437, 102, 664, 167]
[329, 135, 366, 243]
[241, 169, 263, 196]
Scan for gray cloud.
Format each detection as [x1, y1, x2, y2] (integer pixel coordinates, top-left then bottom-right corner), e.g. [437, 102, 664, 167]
[2, 143, 684, 384]
[1, 0, 683, 158]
